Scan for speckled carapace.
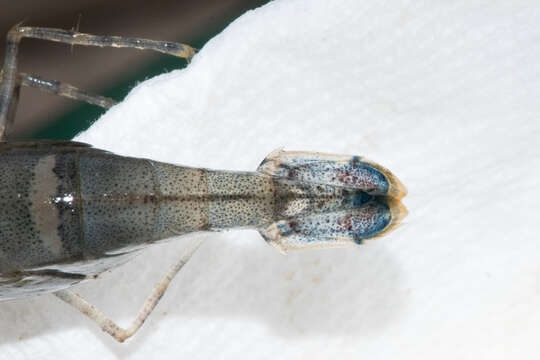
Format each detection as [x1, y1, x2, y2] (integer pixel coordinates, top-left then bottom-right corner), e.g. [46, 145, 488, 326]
[0, 25, 407, 342]
[0, 142, 407, 299]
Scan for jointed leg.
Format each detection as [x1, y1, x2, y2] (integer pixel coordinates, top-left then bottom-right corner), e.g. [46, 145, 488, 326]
[0, 25, 196, 140]
[54, 239, 204, 343]
[13, 27, 196, 58]
[19, 73, 117, 109]
[0, 28, 21, 139]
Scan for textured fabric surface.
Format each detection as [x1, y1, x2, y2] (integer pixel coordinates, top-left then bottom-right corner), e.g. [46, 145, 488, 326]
[1, 1, 539, 359]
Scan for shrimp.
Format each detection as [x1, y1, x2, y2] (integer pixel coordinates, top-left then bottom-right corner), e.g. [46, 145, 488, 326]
[0, 25, 407, 342]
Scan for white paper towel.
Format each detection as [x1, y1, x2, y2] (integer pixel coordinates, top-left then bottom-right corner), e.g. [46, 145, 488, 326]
[1, 0, 539, 359]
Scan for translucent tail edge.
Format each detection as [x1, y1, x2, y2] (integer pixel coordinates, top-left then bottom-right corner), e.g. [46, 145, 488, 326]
[259, 197, 408, 254]
[371, 196, 408, 240]
[257, 150, 408, 253]
[258, 150, 407, 200]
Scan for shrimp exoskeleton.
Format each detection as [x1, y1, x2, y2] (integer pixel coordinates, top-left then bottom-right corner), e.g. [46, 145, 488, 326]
[0, 25, 407, 342]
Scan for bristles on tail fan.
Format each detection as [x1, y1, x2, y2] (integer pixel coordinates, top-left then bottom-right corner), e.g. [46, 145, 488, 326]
[259, 197, 407, 253]
[370, 197, 408, 239]
[258, 150, 407, 200]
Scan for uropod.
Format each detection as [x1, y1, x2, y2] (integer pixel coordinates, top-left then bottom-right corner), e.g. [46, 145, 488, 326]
[0, 25, 407, 342]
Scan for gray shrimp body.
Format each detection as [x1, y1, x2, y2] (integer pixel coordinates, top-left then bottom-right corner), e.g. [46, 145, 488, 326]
[0, 25, 409, 341]
[0, 141, 273, 298]
[0, 142, 407, 299]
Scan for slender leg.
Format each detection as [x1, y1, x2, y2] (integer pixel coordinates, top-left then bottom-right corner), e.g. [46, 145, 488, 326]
[13, 27, 196, 58]
[0, 28, 21, 139]
[0, 25, 196, 140]
[54, 239, 204, 343]
[19, 73, 117, 109]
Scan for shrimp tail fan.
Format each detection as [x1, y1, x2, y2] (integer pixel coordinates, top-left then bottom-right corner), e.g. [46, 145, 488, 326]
[257, 150, 407, 253]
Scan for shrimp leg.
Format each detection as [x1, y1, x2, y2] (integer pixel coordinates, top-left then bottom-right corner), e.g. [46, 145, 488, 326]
[18, 73, 117, 109]
[0, 25, 196, 140]
[54, 239, 204, 343]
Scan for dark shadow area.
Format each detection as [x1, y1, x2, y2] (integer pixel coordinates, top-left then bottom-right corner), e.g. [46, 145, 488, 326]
[0, 0, 270, 139]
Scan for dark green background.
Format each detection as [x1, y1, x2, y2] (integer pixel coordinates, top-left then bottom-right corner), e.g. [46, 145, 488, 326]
[0, 0, 270, 140]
